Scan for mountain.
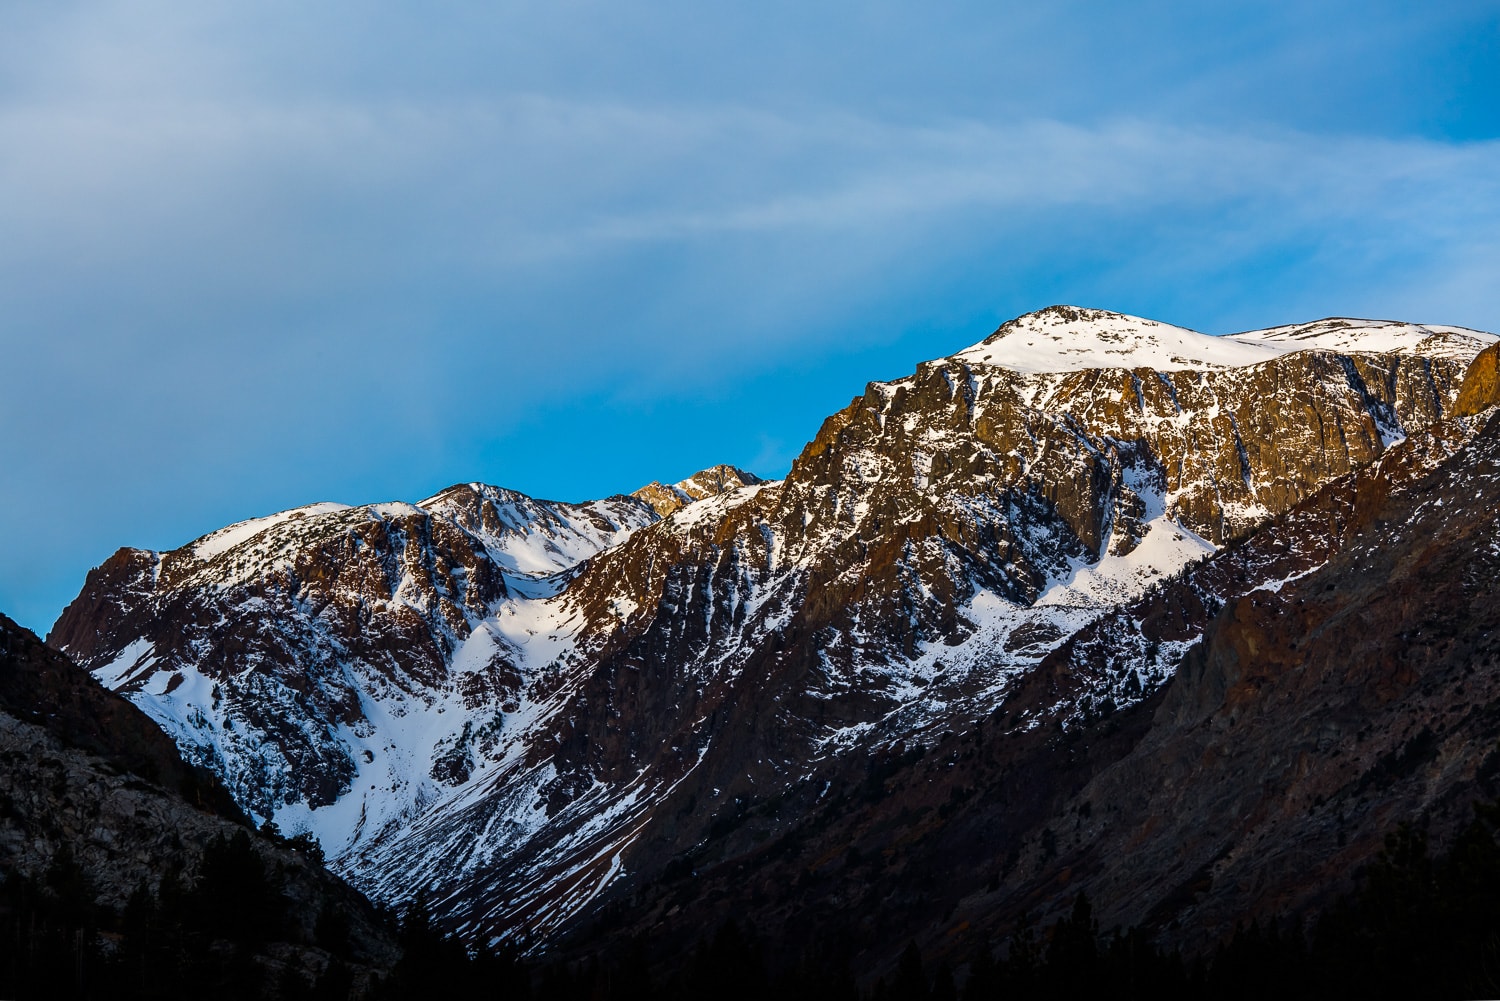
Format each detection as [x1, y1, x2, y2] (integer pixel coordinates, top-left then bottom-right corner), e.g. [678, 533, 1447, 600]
[49, 485, 662, 821]
[632, 464, 764, 517]
[50, 306, 1499, 964]
[0, 609, 236, 815]
[45, 468, 758, 907]
[588, 396, 1500, 973]
[0, 612, 398, 997]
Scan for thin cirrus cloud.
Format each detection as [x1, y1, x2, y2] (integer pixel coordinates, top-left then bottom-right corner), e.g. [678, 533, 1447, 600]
[8, 93, 1498, 301]
[2, 2, 1499, 633]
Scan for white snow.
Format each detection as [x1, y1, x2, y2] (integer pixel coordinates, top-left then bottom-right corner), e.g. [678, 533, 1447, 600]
[950, 307, 1496, 376]
[1227, 317, 1497, 361]
[93, 637, 156, 688]
[952, 309, 1284, 373]
[1251, 566, 1323, 594]
[1037, 509, 1215, 609]
[191, 502, 351, 560]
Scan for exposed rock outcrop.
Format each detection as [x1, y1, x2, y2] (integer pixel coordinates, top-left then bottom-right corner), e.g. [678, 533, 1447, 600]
[630, 464, 762, 517]
[1455, 340, 1500, 416]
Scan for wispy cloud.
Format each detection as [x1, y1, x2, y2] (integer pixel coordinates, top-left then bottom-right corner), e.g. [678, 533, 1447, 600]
[6, 91, 1498, 291]
[5, 92, 1499, 469]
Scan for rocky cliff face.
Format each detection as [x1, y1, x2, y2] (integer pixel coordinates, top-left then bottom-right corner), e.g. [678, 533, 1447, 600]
[49, 307, 1498, 956]
[1456, 340, 1500, 416]
[583, 402, 1500, 976]
[631, 464, 763, 518]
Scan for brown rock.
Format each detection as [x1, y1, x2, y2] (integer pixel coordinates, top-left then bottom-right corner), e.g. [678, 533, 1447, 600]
[1454, 341, 1500, 416]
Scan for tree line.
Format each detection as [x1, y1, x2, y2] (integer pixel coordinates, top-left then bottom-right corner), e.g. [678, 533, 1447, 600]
[8, 802, 1500, 999]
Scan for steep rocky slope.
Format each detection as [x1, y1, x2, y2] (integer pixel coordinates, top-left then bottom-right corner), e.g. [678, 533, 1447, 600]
[571, 401, 1500, 976]
[0, 613, 397, 992]
[0, 610, 237, 815]
[50, 307, 1497, 952]
[47, 472, 749, 868]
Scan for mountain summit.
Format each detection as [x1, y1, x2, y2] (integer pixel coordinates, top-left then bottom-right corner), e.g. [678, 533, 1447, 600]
[49, 308, 1500, 964]
[951, 305, 1494, 373]
[631, 465, 763, 518]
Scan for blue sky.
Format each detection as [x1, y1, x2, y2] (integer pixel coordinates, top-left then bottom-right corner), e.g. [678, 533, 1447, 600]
[3, 1, 1499, 633]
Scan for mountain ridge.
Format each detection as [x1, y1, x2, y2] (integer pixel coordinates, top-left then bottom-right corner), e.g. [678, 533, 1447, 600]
[952, 305, 1495, 374]
[47, 306, 1500, 960]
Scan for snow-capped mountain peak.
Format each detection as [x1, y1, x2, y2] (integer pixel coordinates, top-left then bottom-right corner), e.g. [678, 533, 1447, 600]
[630, 464, 763, 518]
[1225, 316, 1497, 361]
[50, 307, 1499, 952]
[190, 502, 354, 561]
[952, 305, 1497, 375]
[951, 305, 1282, 373]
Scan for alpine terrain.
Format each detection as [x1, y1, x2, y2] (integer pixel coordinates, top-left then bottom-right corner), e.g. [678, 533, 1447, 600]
[49, 306, 1500, 975]
[0, 611, 400, 997]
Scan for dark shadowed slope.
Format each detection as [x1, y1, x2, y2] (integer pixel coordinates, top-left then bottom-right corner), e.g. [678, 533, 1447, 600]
[1, 613, 399, 998]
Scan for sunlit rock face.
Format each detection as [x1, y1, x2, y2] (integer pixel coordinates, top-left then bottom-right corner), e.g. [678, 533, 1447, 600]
[1455, 340, 1500, 417]
[598, 401, 1500, 974]
[50, 306, 1498, 954]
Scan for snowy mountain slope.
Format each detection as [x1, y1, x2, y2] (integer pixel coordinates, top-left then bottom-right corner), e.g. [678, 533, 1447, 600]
[952, 306, 1283, 372]
[49, 483, 677, 850]
[1227, 316, 1497, 361]
[49, 306, 1498, 951]
[952, 305, 1495, 374]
